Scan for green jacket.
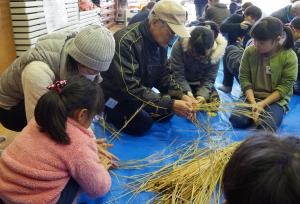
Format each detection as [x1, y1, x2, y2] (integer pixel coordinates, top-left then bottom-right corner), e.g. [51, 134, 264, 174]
[239, 45, 298, 108]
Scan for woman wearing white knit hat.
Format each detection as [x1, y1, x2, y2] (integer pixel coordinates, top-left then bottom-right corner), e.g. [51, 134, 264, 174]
[0, 25, 115, 132]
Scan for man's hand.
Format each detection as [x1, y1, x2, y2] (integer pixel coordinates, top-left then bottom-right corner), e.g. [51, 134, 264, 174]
[240, 21, 252, 30]
[182, 94, 198, 105]
[173, 99, 194, 118]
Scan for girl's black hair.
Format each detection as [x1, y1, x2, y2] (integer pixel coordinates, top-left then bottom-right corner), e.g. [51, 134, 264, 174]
[251, 16, 294, 49]
[189, 26, 215, 56]
[196, 20, 220, 40]
[244, 5, 262, 21]
[34, 75, 104, 144]
[222, 133, 300, 204]
[241, 2, 253, 10]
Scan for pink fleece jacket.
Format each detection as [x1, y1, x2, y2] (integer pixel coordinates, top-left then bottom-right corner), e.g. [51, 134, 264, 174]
[0, 118, 111, 204]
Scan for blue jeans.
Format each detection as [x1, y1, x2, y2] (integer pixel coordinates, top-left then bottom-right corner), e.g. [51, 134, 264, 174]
[229, 103, 285, 132]
[222, 45, 243, 88]
[194, 0, 207, 17]
[294, 80, 300, 95]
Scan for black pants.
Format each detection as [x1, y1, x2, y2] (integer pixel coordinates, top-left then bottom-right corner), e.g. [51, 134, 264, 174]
[222, 45, 244, 88]
[57, 178, 79, 204]
[105, 100, 173, 136]
[0, 101, 27, 132]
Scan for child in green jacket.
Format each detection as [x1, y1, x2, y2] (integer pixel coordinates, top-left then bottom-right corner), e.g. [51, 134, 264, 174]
[230, 16, 298, 132]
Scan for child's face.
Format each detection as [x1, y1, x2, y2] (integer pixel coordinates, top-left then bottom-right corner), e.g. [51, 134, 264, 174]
[253, 39, 278, 54]
[292, 28, 300, 40]
[244, 15, 255, 25]
[189, 46, 213, 61]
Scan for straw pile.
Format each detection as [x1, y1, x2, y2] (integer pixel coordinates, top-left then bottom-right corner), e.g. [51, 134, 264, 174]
[121, 142, 240, 204]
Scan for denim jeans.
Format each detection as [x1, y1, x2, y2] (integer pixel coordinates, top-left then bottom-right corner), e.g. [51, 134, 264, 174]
[222, 45, 243, 88]
[229, 102, 285, 132]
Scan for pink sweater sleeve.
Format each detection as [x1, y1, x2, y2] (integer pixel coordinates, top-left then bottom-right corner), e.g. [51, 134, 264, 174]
[67, 143, 111, 198]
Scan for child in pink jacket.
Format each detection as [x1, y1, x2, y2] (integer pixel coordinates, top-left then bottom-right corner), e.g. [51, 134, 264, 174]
[0, 76, 115, 203]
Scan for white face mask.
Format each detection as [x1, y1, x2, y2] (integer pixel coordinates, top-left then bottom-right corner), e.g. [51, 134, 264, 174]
[82, 73, 97, 81]
[81, 73, 103, 83]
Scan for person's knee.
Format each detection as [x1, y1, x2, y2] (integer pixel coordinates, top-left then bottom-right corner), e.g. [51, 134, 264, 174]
[106, 109, 153, 136]
[229, 114, 252, 129]
[226, 45, 237, 52]
[153, 113, 174, 123]
[258, 105, 284, 132]
[123, 116, 153, 136]
[257, 119, 278, 132]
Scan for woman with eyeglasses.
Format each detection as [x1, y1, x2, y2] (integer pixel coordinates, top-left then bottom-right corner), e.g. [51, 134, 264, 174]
[168, 21, 227, 105]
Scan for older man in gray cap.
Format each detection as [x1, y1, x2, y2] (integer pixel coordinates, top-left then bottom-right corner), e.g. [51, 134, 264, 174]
[102, 0, 197, 136]
[0, 25, 115, 131]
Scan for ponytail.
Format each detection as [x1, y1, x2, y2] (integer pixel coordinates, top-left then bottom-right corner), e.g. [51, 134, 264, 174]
[34, 76, 104, 145]
[283, 26, 294, 49]
[35, 90, 69, 144]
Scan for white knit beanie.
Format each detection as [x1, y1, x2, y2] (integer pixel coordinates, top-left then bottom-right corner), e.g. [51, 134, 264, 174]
[67, 25, 115, 72]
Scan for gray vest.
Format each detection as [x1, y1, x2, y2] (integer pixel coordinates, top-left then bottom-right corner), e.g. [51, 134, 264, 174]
[0, 31, 76, 108]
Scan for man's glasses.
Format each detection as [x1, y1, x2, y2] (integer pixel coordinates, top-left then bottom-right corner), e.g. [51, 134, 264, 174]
[160, 20, 175, 36]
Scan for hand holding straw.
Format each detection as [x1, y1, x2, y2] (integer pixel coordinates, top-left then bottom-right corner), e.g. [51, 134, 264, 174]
[96, 138, 119, 170]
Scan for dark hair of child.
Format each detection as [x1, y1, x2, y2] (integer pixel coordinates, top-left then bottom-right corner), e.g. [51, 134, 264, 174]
[244, 5, 262, 21]
[241, 2, 253, 11]
[34, 75, 104, 144]
[189, 26, 215, 56]
[222, 132, 300, 204]
[251, 16, 294, 49]
[196, 20, 220, 40]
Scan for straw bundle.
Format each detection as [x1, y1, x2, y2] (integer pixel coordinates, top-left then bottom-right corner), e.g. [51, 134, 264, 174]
[95, 138, 119, 170]
[193, 101, 274, 131]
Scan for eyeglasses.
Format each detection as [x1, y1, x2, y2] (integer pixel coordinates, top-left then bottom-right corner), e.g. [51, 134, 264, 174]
[159, 19, 175, 36]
